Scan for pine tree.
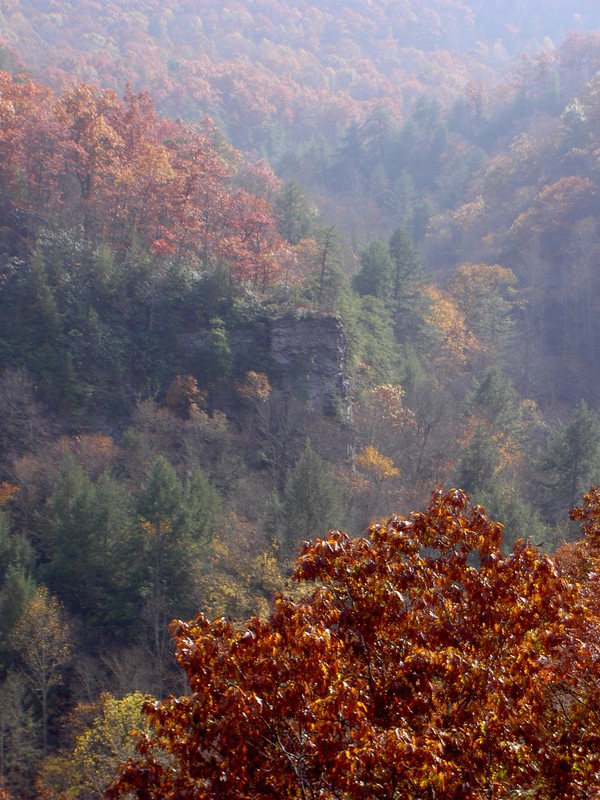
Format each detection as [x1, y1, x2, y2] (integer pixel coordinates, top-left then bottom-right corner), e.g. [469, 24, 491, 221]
[260, 490, 285, 549]
[44, 456, 100, 619]
[455, 423, 500, 499]
[0, 563, 35, 669]
[466, 365, 521, 432]
[137, 457, 220, 692]
[0, 670, 41, 797]
[388, 226, 429, 342]
[274, 180, 318, 245]
[537, 400, 600, 523]
[283, 441, 344, 555]
[44, 458, 144, 641]
[352, 240, 393, 299]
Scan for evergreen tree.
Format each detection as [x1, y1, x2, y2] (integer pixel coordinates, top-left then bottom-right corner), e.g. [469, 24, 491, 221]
[388, 226, 429, 342]
[352, 240, 393, 299]
[274, 180, 318, 245]
[44, 456, 100, 620]
[179, 465, 221, 549]
[260, 490, 285, 550]
[537, 400, 600, 523]
[137, 456, 183, 528]
[360, 104, 397, 171]
[137, 457, 186, 693]
[137, 457, 220, 692]
[0, 368, 48, 469]
[91, 474, 145, 637]
[383, 171, 417, 230]
[0, 669, 41, 798]
[455, 422, 500, 499]
[0, 563, 35, 669]
[337, 291, 400, 386]
[44, 458, 144, 641]
[0, 510, 34, 584]
[205, 317, 233, 391]
[330, 121, 367, 191]
[466, 365, 521, 431]
[283, 441, 345, 555]
[311, 226, 345, 311]
[0, 248, 62, 386]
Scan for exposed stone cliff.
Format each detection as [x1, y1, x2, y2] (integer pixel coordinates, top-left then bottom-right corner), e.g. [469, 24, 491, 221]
[180, 314, 351, 420]
[269, 315, 351, 420]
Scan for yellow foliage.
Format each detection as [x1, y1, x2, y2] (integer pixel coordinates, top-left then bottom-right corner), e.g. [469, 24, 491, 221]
[12, 586, 73, 689]
[139, 518, 173, 539]
[449, 262, 517, 308]
[164, 374, 207, 417]
[37, 692, 148, 799]
[250, 552, 284, 595]
[355, 445, 400, 481]
[423, 285, 480, 366]
[451, 195, 485, 230]
[196, 513, 286, 622]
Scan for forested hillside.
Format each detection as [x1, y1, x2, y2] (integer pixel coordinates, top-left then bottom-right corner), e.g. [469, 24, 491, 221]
[2, 2, 600, 797]
[2, 0, 600, 155]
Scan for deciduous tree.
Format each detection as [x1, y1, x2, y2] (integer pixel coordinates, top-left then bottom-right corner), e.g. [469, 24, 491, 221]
[37, 691, 147, 800]
[448, 263, 518, 357]
[109, 489, 600, 799]
[10, 586, 72, 753]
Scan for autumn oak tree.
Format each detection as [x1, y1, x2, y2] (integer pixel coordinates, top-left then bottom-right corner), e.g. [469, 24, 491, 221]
[110, 489, 600, 799]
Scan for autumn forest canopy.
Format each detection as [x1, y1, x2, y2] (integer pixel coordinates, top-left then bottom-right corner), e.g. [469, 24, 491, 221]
[3, 1, 600, 797]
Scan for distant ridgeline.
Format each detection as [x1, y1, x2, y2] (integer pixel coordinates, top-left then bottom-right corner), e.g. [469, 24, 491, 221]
[179, 314, 351, 420]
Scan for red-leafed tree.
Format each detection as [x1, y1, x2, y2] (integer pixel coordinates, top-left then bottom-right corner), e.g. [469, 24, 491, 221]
[110, 489, 600, 799]
[0, 72, 287, 287]
[225, 188, 284, 286]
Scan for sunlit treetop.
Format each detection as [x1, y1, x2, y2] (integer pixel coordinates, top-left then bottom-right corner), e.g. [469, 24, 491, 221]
[110, 488, 600, 799]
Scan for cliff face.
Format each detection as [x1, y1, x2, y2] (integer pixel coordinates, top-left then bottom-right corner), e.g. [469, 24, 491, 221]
[180, 314, 352, 420]
[269, 316, 351, 420]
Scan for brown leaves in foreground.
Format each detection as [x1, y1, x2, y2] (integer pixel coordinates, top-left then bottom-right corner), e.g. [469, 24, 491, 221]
[109, 489, 600, 799]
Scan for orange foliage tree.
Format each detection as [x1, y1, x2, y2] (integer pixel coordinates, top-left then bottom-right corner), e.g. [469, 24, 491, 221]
[110, 489, 600, 799]
[0, 72, 286, 287]
[423, 284, 480, 369]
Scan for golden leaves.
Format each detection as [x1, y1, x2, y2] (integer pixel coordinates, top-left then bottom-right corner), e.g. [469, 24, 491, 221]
[423, 284, 481, 367]
[354, 445, 400, 480]
[164, 374, 207, 418]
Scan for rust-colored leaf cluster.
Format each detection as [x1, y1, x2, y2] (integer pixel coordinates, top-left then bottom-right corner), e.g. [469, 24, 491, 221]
[0, 481, 18, 508]
[109, 489, 600, 799]
[233, 371, 272, 404]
